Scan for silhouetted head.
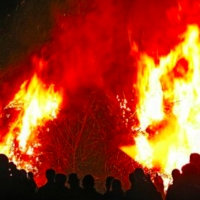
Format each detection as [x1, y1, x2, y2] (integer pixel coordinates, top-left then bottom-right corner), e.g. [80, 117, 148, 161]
[0, 154, 9, 179]
[171, 168, 181, 182]
[46, 168, 55, 182]
[105, 176, 114, 191]
[190, 153, 200, 168]
[20, 169, 27, 179]
[129, 172, 135, 185]
[55, 173, 67, 187]
[82, 174, 95, 189]
[182, 163, 198, 177]
[0, 154, 9, 169]
[112, 179, 122, 191]
[28, 172, 34, 179]
[134, 168, 145, 181]
[68, 173, 79, 186]
[8, 162, 17, 176]
[9, 162, 16, 170]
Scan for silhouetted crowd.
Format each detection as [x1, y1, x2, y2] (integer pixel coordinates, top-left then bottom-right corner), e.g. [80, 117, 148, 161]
[1, 153, 200, 200]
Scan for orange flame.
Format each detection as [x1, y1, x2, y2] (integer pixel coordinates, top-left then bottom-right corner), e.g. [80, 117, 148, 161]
[0, 72, 62, 171]
[121, 24, 200, 175]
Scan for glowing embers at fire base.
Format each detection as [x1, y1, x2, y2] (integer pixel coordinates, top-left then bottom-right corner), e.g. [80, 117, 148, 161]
[1, 71, 62, 170]
[121, 24, 200, 174]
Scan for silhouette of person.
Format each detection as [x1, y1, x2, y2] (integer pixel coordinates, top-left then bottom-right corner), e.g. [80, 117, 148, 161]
[19, 168, 36, 200]
[8, 162, 27, 199]
[189, 153, 200, 189]
[166, 168, 181, 200]
[28, 171, 38, 191]
[26, 171, 38, 199]
[38, 168, 56, 200]
[109, 178, 125, 200]
[180, 163, 200, 200]
[0, 154, 12, 199]
[81, 174, 103, 200]
[171, 169, 181, 184]
[153, 173, 164, 200]
[125, 172, 135, 200]
[190, 153, 200, 173]
[128, 168, 162, 200]
[166, 163, 200, 200]
[103, 176, 114, 200]
[54, 173, 69, 200]
[67, 173, 83, 200]
[0, 155, 28, 199]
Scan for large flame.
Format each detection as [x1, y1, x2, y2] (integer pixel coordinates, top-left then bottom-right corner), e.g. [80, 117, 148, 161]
[121, 24, 200, 175]
[0, 67, 62, 171]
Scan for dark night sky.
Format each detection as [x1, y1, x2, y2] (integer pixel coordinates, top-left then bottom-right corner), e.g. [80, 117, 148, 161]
[0, 0, 21, 68]
[0, 0, 134, 95]
[0, 0, 20, 17]
[0, 0, 55, 68]
[0, 0, 181, 97]
[0, 0, 173, 67]
[0, 0, 177, 69]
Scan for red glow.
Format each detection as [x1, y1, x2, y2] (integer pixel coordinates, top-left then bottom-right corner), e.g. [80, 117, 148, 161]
[1, 0, 200, 189]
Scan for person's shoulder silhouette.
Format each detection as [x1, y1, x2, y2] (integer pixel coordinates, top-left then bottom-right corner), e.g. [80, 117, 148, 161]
[38, 168, 56, 200]
[68, 173, 83, 200]
[125, 172, 135, 200]
[54, 173, 69, 200]
[0, 154, 12, 199]
[82, 174, 103, 200]
[103, 176, 114, 200]
[131, 168, 162, 200]
[109, 178, 125, 200]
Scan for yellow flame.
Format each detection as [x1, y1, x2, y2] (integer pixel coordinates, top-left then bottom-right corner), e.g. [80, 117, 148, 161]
[121, 24, 200, 174]
[0, 73, 62, 169]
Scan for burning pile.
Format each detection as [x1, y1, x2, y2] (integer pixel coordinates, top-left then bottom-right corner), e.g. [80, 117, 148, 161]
[1, 56, 62, 172]
[121, 24, 200, 176]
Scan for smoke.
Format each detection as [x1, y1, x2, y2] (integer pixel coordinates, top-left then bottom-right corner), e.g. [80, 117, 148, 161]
[48, 0, 176, 95]
[1, 0, 200, 105]
[32, 0, 184, 97]
[41, 0, 133, 96]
